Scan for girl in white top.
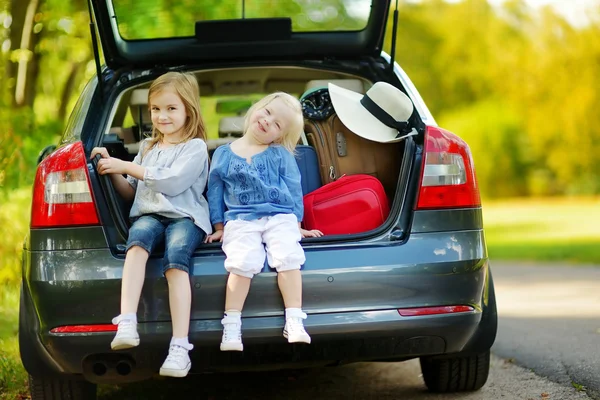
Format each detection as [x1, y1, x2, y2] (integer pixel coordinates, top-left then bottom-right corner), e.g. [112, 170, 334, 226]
[91, 71, 210, 378]
[205, 92, 322, 351]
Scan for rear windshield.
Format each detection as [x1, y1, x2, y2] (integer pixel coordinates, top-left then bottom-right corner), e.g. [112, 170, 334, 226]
[110, 0, 373, 40]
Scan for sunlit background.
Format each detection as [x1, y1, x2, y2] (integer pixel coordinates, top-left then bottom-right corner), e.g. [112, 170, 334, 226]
[0, 1, 599, 396]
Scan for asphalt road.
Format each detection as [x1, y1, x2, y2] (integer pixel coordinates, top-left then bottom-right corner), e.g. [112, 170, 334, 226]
[492, 261, 600, 400]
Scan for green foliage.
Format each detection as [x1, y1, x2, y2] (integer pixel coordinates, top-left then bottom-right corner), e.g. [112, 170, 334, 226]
[438, 99, 529, 198]
[0, 109, 61, 194]
[0, 188, 32, 285]
[387, 0, 600, 197]
[112, 0, 365, 39]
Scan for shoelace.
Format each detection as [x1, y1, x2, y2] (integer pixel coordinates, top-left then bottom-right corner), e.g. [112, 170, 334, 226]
[115, 319, 135, 336]
[222, 322, 241, 342]
[286, 317, 307, 333]
[165, 345, 188, 364]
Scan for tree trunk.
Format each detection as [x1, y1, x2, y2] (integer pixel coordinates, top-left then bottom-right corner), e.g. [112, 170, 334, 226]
[8, 0, 44, 109]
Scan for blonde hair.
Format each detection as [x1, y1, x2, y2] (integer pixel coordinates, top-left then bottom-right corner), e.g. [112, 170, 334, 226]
[243, 92, 303, 154]
[144, 71, 207, 156]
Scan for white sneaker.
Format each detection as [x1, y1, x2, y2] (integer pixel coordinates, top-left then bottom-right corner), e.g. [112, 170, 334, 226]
[110, 316, 139, 350]
[283, 311, 311, 344]
[220, 315, 243, 351]
[159, 344, 191, 378]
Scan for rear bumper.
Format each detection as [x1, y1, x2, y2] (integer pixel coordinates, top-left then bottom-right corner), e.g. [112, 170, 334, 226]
[40, 309, 480, 383]
[21, 227, 493, 383]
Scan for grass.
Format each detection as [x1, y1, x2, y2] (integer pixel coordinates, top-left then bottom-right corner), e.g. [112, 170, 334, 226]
[0, 196, 598, 399]
[482, 196, 600, 264]
[0, 285, 28, 400]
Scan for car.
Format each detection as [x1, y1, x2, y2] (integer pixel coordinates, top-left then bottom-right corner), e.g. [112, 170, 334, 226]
[19, 1, 497, 399]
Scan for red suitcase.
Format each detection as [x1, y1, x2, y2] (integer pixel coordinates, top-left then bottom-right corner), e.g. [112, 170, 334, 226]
[303, 174, 390, 235]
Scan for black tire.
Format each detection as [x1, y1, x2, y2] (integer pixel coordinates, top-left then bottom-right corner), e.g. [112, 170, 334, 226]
[28, 375, 97, 400]
[420, 350, 490, 393]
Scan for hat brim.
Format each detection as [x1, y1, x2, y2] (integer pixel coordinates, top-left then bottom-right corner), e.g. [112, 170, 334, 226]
[328, 83, 406, 144]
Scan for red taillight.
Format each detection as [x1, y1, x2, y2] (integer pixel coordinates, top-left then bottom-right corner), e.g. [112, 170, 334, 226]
[398, 305, 474, 317]
[415, 126, 481, 210]
[31, 141, 100, 228]
[50, 324, 117, 334]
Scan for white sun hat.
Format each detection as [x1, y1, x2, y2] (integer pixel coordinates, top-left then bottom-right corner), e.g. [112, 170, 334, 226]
[328, 81, 418, 143]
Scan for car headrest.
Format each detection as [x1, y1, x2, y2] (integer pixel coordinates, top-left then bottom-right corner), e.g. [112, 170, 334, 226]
[130, 89, 149, 106]
[129, 89, 151, 127]
[304, 79, 365, 94]
[218, 116, 245, 138]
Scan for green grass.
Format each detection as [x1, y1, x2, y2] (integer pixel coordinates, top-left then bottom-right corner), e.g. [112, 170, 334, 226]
[483, 196, 600, 264]
[0, 285, 28, 400]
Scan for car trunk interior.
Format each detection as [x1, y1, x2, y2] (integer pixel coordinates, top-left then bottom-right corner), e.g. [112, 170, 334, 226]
[97, 65, 414, 251]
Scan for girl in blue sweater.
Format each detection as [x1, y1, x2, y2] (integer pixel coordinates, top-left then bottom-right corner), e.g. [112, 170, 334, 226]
[205, 92, 322, 351]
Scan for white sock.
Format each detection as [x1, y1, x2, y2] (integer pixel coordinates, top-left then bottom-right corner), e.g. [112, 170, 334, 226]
[225, 309, 241, 319]
[170, 336, 193, 351]
[285, 308, 303, 319]
[121, 313, 137, 324]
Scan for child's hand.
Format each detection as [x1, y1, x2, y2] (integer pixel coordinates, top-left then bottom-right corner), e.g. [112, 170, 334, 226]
[204, 230, 224, 243]
[300, 228, 323, 238]
[96, 157, 129, 175]
[91, 147, 110, 159]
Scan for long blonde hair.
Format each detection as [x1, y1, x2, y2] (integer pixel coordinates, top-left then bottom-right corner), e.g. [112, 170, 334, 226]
[243, 92, 303, 154]
[144, 71, 206, 156]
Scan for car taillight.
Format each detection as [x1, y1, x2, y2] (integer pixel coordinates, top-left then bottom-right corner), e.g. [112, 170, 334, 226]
[415, 126, 481, 210]
[31, 141, 99, 228]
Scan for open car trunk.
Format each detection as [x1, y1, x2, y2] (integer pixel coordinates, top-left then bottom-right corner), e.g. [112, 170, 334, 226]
[95, 64, 419, 253]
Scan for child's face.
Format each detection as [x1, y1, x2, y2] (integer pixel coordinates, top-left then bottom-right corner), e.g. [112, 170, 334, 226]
[248, 98, 294, 145]
[149, 88, 188, 142]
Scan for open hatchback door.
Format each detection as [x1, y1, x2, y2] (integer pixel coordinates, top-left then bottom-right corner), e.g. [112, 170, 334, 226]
[89, 0, 392, 69]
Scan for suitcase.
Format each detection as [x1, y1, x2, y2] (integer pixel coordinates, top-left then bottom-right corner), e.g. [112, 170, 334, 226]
[303, 114, 404, 201]
[295, 145, 322, 195]
[302, 174, 389, 235]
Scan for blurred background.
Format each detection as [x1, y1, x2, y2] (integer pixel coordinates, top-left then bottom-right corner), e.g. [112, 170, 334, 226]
[0, 0, 599, 398]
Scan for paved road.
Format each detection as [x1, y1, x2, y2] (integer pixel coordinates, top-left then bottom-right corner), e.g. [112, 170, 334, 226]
[99, 354, 589, 399]
[492, 261, 600, 400]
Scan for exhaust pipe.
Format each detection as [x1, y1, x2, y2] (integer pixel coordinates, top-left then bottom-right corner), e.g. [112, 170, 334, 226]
[83, 353, 138, 382]
[92, 362, 108, 376]
[116, 360, 132, 376]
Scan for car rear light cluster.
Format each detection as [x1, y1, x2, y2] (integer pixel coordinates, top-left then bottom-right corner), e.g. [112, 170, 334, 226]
[398, 305, 474, 317]
[31, 141, 100, 228]
[50, 324, 117, 334]
[415, 126, 481, 210]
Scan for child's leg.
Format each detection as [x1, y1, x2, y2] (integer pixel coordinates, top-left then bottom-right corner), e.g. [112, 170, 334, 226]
[112, 215, 165, 350]
[165, 268, 192, 338]
[225, 273, 252, 311]
[120, 246, 150, 314]
[220, 219, 266, 351]
[277, 269, 302, 309]
[159, 218, 204, 378]
[263, 214, 311, 344]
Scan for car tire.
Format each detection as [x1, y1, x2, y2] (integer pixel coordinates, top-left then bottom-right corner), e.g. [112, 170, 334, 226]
[28, 375, 97, 400]
[419, 349, 490, 393]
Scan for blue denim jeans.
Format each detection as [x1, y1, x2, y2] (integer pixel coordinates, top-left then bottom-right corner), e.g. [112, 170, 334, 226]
[126, 214, 205, 275]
